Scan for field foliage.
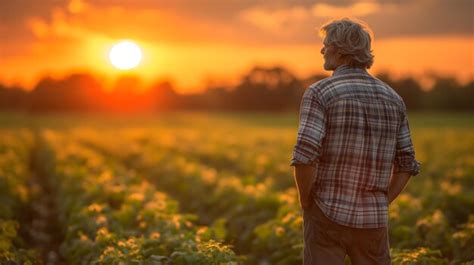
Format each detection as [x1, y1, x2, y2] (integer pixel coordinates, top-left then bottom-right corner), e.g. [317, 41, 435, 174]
[0, 112, 473, 264]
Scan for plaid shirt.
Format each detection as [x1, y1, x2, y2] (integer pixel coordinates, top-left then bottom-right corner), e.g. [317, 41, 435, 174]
[291, 65, 420, 228]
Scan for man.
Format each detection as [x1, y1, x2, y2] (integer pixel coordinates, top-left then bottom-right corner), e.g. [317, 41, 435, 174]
[290, 18, 420, 265]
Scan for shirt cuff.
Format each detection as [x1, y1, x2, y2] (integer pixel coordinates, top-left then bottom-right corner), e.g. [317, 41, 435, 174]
[393, 160, 421, 176]
[290, 151, 318, 167]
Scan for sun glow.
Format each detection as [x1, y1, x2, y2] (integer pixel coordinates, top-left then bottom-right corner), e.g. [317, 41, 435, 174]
[109, 41, 143, 70]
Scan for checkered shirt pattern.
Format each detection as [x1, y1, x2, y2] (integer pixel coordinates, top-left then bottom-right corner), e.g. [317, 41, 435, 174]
[291, 65, 421, 228]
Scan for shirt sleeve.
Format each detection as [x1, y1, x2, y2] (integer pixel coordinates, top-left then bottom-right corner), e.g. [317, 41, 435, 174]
[393, 110, 421, 176]
[290, 87, 326, 167]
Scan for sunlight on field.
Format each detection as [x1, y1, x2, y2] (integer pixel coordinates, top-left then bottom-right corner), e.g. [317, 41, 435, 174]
[0, 112, 473, 264]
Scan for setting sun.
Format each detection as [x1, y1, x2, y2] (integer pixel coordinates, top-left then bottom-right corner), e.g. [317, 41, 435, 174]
[108, 41, 143, 70]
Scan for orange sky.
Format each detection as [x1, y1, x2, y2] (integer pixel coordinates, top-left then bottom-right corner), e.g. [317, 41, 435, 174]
[1, 0, 473, 93]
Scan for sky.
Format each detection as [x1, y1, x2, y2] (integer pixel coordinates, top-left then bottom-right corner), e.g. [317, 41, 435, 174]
[1, 0, 473, 93]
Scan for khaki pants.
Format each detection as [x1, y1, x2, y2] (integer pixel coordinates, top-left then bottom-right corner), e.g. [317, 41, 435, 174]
[303, 203, 391, 265]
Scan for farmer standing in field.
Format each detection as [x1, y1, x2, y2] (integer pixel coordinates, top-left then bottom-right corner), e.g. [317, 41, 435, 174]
[291, 18, 420, 265]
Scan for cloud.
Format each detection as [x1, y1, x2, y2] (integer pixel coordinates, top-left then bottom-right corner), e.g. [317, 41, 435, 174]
[68, 0, 89, 14]
[236, 1, 386, 43]
[25, 5, 98, 42]
[21, 1, 230, 44]
[2, 0, 472, 48]
[238, 1, 382, 36]
[365, 0, 474, 38]
[237, 0, 473, 42]
[0, 0, 68, 26]
[1, 0, 473, 59]
[238, 6, 311, 33]
[311, 2, 381, 18]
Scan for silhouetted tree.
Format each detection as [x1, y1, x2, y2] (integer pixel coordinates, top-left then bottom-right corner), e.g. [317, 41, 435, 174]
[147, 80, 178, 110]
[28, 73, 104, 112]
[0, 85, 28, 110]
[426, 77, 474, 110]
[105, 75, 146, 112]
[230, 66, 303, 110]
[0, 68, 472, 112]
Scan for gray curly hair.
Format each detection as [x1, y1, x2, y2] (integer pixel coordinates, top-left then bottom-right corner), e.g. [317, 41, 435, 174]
[319, 18, 375, 69]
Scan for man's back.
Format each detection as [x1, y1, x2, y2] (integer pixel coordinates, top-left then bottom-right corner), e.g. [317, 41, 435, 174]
[291, 64, 420, 228]
[292, 18, 421, 265]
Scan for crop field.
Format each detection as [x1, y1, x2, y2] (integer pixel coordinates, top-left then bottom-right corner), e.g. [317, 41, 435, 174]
[0, 112, 473, 264]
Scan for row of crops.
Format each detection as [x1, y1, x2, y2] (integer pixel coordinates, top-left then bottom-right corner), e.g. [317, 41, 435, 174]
[1, 112, 473, 264]
[1, 130, 240, 264]
[74, 128, 303, 264]
[0, 131, 38, 263]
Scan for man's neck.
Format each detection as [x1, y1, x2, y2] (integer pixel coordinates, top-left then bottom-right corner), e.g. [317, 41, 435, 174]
[334, 63, 349, 70]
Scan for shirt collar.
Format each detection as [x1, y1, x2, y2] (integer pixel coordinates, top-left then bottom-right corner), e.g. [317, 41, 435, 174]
[332, 64, 368, 77]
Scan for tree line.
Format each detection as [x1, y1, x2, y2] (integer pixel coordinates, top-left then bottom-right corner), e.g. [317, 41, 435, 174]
[0, 66, 472, 112]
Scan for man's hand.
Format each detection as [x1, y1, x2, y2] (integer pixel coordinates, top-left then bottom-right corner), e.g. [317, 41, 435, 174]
[388, 171, 411, 205]
[293, 164, 317, 211]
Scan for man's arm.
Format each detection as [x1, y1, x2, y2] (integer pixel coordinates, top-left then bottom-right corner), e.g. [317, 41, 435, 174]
[293, 165, 316, 210]
[389, 109, 420, 204]
[387, 171, 411, 204]
[290, 87, 326, 210]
